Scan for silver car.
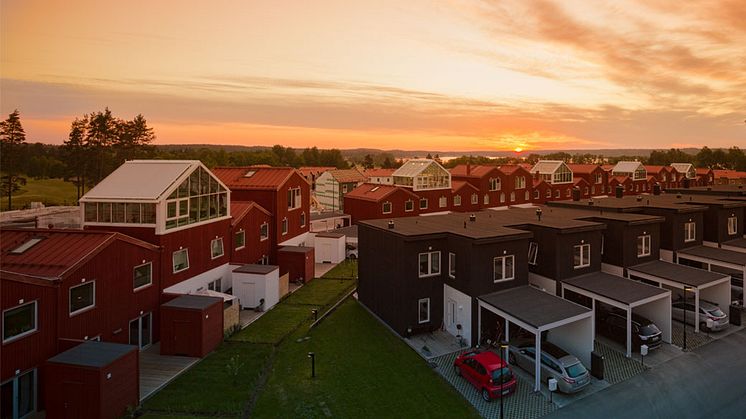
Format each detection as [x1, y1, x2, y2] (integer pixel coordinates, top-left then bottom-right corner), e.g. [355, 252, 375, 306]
[507, 342, 590, 393]
[671, 299, 729, 332]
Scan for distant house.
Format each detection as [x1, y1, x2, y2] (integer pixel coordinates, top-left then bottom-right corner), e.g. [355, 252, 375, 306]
[608, 161, 648, 194]
[299, 166, 336, 191]
[315, 168, 367, 212]
[695, 168, 715, 186]
[567, 164, 607, 196]
[344, 183, 420, 223]
[670, 163, 696, 181]
[364, 168, 396, 185]
[392, 159, 452, 191]
[530, 161, 575, 202]
[644, 165, 678, 190]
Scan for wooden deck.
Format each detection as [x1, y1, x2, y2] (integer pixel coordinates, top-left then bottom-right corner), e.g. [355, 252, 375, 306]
[139, 343, 199, 401]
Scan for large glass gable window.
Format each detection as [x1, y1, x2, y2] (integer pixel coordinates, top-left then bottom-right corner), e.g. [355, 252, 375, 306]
[85, 202, 156, 225]
[165, 167, 228, 230]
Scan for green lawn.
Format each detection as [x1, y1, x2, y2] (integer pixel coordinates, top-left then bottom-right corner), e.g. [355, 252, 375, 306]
[252, 299, 480, 419]
[229, 305, 313, 344]
[321, 259, 358, 279]
[2, 177, 78, 211]
[282, 278, 356, 307]
[143, 342, 272, 416]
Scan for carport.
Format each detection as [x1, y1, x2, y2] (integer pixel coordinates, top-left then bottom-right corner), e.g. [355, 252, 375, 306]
[628, 260, 731, 333]
[721, 237, 746, 254]
[561, 272, 671, 358]
[677, 245, 746, 287]
[478, 286, 593, 392]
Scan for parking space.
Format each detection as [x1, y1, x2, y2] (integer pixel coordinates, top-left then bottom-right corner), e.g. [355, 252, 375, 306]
[592, 340, 647, 384]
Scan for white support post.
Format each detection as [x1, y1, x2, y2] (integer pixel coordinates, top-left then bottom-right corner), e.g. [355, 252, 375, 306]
[626, 306, 632, 358]
[591, 299, 596, 340]
[694, 289, 700, 333]
[535, 333, 542, 392]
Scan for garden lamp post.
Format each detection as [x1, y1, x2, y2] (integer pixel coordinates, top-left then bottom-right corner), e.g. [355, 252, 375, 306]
[499, 341, 509, 419]
[308, 352, 315, 378]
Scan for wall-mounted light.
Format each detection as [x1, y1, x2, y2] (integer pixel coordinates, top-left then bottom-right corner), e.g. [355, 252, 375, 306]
[18, 299, 24, 304]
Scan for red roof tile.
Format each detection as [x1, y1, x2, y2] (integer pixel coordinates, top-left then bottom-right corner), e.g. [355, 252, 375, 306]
[451, 180, 478, 192]
[497, 164, 529, 175]
[345, 183, 418, 202]
[696, 168, 713, 175]
[230, 200, 271, 227]
[643, 165, 671, 173]
[450, 164, 498, 178]
[364, 168, 396, 177]
[212, 166, 305, 191]
[328, 168, 367, 183]
[0, 229, 157, 280]
[567, 164, 602, 174]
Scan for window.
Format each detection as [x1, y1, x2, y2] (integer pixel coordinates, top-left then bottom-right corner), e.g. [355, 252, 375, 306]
[439, 196, 447, 208]
[583, 187, 589, 196]
[382, 201, 392, 214]
[449, 252, 456, 278]
[601, 235, 605, 255]
[418, 298, 430, 324]
[287, 187, 302, 210]
[300, 212, 306, 227]
[534, 190, 540, 199]
[418, 251, 441, 277]
[637, 235, 651, 257]
[69, 281, 95, 315]
[684, 222, 696, 242]
[500, 193, 505, 203]
[471, 194, 478, 204]
[419, 198, 428, 210]
[493, 255, 515, 282]
[489, 178, 501, 191]
[173, 249, 190, 273]
[235, 230, 246, 250]
[208, 278, 221, 292]
[595, 173, 603, 184]
[528, 242, 538, 265]
[282, 218, 288, 235]
[573, 244, 591, 268]
[453, 195, 461, 206]
[3, 301, 37, 342]
[405, 200, 414, 212]
[728, 216, 738, 235]
[515, 176, 526, 189]
[342, 184, 348, 193]
[554, 189, 560, 198]
[259, 255, 269, 265]
[591, 186, 596, 195]
[524, 190, 530, 201]
[483, 194, 489, 205]
[211, 237, 224, 259]
[565, 189, 571, 197]
[133, 262, 152, 290]
[163, 168, 228, 230]
[510, 192, 515, 202]
[260, 223, 269, 240]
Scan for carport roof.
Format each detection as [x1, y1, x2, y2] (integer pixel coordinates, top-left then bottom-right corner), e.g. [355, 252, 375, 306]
[723, 237, 746, 250]
[677, 245, 746, 266]
[479, 286, 590, 330]
[162, 294, 223, 310]
[233, 264, 279, 274]
[47, 341, 136, 368]
[563, 272, 668, 306]
[629, 260, 728, 287]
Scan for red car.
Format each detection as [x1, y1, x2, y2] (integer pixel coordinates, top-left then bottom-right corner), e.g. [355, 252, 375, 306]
[453, 350, 516, 401]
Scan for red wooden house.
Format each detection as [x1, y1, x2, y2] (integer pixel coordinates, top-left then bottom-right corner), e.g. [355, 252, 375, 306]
[497, 164, 533, 205]
[644, 165, 677, 190]
[230, 201, 273, 265]
[344, 183, 420, 223]
[567, 164, 607, 196]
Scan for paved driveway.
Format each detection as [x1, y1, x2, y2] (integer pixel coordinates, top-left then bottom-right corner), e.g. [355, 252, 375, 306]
[546, 327, 746, 418]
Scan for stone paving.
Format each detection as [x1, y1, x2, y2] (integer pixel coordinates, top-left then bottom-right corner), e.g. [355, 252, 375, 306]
[670, 321, 712, 351]
[433, 350, 556, 419]
[592, 341, 647, 385]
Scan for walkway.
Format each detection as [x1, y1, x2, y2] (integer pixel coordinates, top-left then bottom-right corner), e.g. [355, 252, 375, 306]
[139, 343, 199, 401]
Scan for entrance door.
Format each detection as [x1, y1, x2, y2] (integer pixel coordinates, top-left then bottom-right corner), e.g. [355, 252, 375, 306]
[173, 320, 191, 356]
[447, 299, 456, 328]
[62, 381, 82, 419]
[0, 369, 36, 419]
[242, 282, 256, 308]
[129, 312, 153, 350]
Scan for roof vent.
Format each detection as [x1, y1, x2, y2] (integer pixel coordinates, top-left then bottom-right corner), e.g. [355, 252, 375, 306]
[469, 214, 476, 222]
[636, 195, 642, 202]
[535, 208, 543, 221]
[387, 220, 395, 229]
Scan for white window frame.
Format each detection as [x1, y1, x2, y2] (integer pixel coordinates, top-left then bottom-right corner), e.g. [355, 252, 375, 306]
[493, 255, 515, 283]
[404, 200, 414, 212]
[208, 278, 221, 292]
[382, 201, 392, 214]
[418, 298, 430, 324]
[235, 230, 246, 250]
[419, 198, 428, 210]
[554, 189, 560, 198]
[260, 222, 269, 241]
[483, 194, 489, 205]
[448, 252, 456, 278]
[515, 176, 526, 189]
[573, 244, 591, 269]
[173, 248, 190, 273]
[300, 212, 306, 228]
[471, 194, 478, 204]
[595, 173, 603, 184]
[439, 196, 447, 208]
[69, 281, 96, 316]
[418, 251, 441, 278]
[287, 187, 302, 210]
[637, 235, 651, 257]
[282, 217, 288, 235]
[684, 222, 696, 242]
[2, 301, 38, 343]
[534, 190, 540, 199]
[728, 216, 738, 235]
[453, 195, 461, 207]
[489, 177, 500, 191]
[210, 237, 225, 259]
[528, 242, 538, 265]
[133, 262, 153, 291]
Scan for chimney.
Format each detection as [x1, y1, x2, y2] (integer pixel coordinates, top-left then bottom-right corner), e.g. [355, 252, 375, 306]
[469, 214, 476, 222]
[653, 183, 661, 195]
[388, 220, 395, 229]
[588, 199, 594, 206]
[571, 187, 581, 201]
[615, 184, 624, 198]
[466, 162, 471, 176]
[636, 195, 643, 202]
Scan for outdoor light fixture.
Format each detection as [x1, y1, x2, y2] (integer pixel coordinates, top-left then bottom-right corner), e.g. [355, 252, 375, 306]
[535, 208, 543, 221]
[499, 340, 510, 419]
[312, 309, 318, 321]
[640, 344, 648, 367]
[682, 286, 694, 351]
[548, 378, 558, 404]
[308, 352, 316, 378]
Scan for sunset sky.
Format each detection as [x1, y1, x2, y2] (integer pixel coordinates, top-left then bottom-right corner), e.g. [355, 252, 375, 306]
[2, 0, 744, 152]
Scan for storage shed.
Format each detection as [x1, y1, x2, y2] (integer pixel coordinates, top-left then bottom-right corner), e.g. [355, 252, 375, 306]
[43, 341, 139, 419]
[314, 232, 346, 263]
[232, 264, 280, 311]
[278, 246, 315, 284]
[160, 295, 223, 357]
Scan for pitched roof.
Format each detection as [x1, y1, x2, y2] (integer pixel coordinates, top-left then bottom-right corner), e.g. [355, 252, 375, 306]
[451, 180, 478, 193]
[230, 200, 270, 227]
[497, 164, 529, 175]
[530, 160, 565, 174]
[298, 166, 335, 177]
[345, 183, 418, 202]
[696, 168, 713, 175]
[392, 159, 448, 178]
[81, 160, 198, 201]
[670, 163, 694, 172]
[643, 165, 671, 173]
[566, 164, 603, 174]
[328, 168, 367, 183]
[0, 228, 158, 280]
[612, 161, 644, 173]
[364, 168, 396, 177]
[573, 177, 588, 186]
[212, 166, 305, 191]
[450, 164, 498, 178]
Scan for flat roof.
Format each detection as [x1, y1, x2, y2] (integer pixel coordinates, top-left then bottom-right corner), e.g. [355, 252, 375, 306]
[669, 185, 746, 196]
[629, 260, 729, 287]
[310, 211, 349, 221]
[563, 272, 668, 306]
[677, 245, 746, 266]
[549, 195, 708, 213]
[233, 264, 278, 274]
[479, 286, 590, 330]
[162, 294, 223, 310]
[332, 225, 358, 238]
[279, 246, 314, 253]
[47, 341, 136, 368]
[723, 237, 746, 249]
[315, 232, 345, 239]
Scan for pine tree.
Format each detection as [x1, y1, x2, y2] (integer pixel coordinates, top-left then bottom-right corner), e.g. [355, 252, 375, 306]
[0, 109, 27, 209]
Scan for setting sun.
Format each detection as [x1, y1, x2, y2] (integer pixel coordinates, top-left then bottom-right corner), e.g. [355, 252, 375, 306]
[514, 147, 523, 153]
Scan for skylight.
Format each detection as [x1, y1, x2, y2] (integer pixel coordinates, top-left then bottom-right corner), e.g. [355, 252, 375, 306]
[370, 186, 380, 192]
[244, 170, 256, 178]
[10, 237, 44, 254]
